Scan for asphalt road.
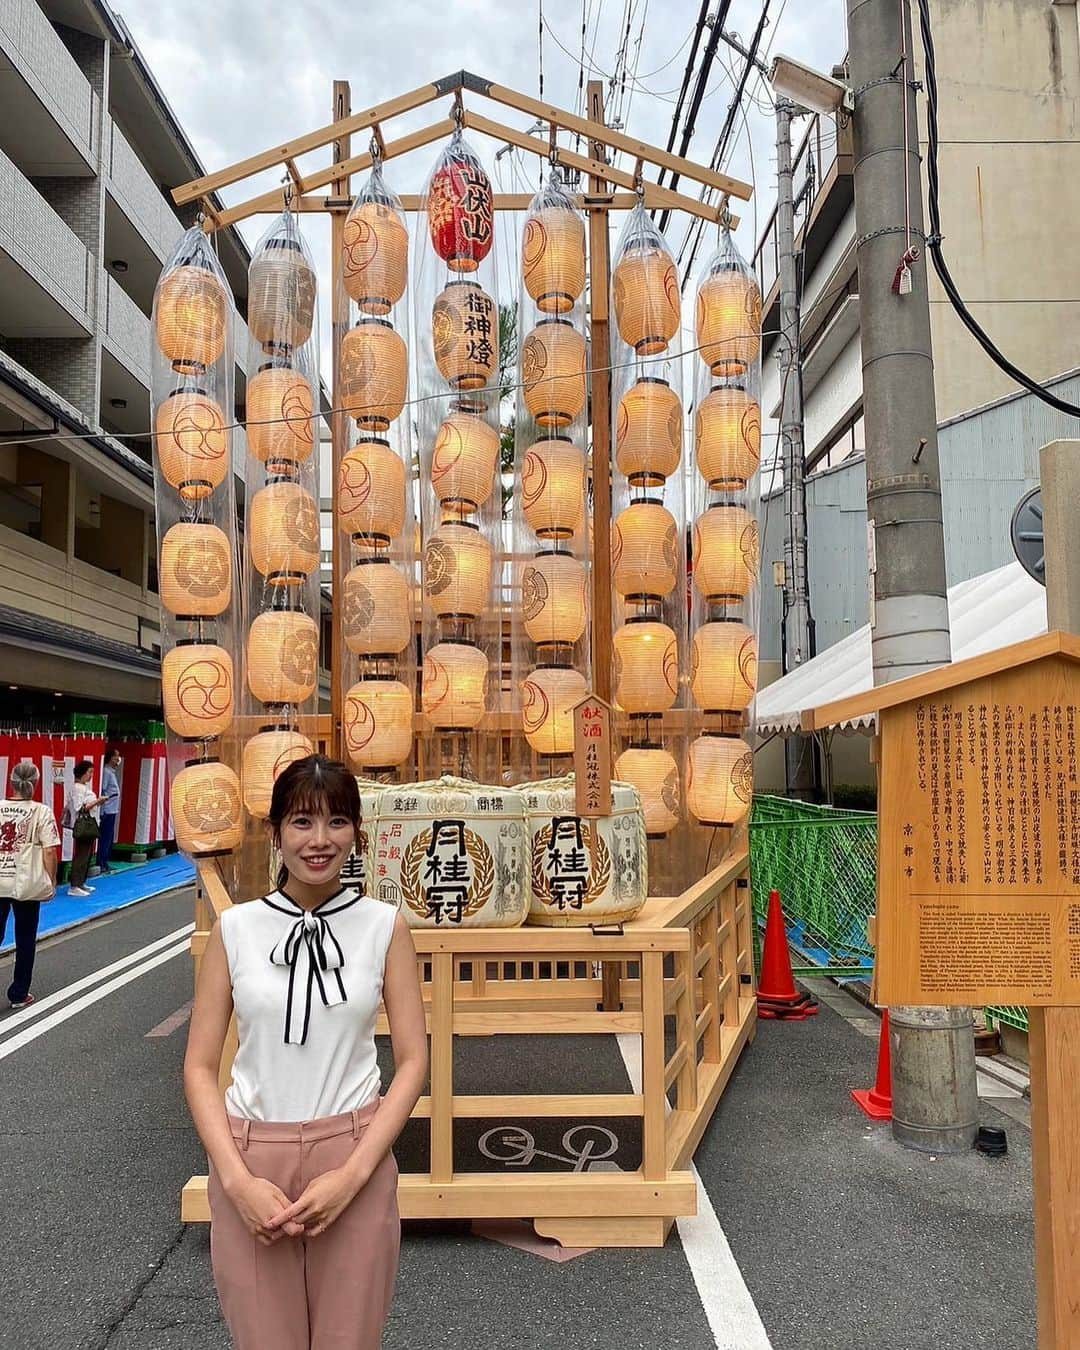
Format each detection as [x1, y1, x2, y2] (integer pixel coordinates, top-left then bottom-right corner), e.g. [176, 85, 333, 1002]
[0, 889, 1036, 1350]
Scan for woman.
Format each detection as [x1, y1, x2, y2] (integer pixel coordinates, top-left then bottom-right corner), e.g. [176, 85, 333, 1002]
[184, 754, 427, 1350]
[97, 747, 122, 874]
[0, 762, 60, 1009]
[64, 760, 106, 897]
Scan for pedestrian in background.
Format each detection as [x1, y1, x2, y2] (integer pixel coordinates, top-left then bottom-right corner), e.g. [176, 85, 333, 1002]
[63, 761, 106, 897]
[97, 747, 122, 874]
[0, 762, 60, 1010]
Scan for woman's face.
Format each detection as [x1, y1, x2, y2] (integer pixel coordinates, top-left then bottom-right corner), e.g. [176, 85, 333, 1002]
[77, 768, 93, 784]
[277, 804, 356, 888]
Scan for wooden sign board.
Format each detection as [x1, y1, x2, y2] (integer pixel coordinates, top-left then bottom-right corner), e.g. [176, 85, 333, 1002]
[572, 694, 612, 818]
[875, 650, 1080, 1007]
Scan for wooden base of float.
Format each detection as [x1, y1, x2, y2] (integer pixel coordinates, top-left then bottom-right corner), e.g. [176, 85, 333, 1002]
[183, 847, 755, 1248]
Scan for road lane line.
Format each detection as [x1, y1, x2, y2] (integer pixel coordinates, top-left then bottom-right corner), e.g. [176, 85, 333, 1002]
[617, 1034, 773, 1350]
[0, 924, 194, 1037]
[0, 939, 191, 1061]
[146, 999, 194, 1038]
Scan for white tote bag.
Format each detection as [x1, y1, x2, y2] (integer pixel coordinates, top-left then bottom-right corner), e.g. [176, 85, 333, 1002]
[13, 803, 56, 903]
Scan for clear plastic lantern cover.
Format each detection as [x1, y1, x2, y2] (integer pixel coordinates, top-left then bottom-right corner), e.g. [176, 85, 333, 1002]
[151, 225, 243, 857]
[612, 204, 681, 357]
[413, 128, 501, 781]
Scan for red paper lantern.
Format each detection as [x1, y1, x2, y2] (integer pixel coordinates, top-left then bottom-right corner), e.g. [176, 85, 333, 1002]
[427, 139, 494, 274]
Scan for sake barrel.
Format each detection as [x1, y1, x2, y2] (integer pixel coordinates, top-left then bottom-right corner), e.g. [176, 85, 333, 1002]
[521, 774, 648, 927]
[269, 776, 386, 895]
[367, 776, 529, 928]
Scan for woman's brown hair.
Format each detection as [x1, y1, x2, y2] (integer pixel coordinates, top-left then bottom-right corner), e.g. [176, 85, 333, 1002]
[268, 754, 362, 890]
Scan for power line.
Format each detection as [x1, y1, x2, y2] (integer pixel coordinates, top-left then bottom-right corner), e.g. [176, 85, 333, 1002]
[654, 0, 711, 202]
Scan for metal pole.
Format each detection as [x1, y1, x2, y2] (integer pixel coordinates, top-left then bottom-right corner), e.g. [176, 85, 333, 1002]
[775, 98, 815, 800]
[846, 0, 977, 1152]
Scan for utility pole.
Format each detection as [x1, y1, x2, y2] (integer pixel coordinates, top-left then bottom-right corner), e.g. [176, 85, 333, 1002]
[846, 0, 978, 1151]
[775, 97, 815, 799]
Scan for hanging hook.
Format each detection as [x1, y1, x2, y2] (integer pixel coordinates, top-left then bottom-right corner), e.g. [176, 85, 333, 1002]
[719, 203, 734, 233]
[369, 123, 386, 164]
[632, 157, 645, 202]
[452, 93, 464, 128]
[548, 120, 559, 169]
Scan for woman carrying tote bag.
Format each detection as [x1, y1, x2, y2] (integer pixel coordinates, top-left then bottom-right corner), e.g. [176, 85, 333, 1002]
[63, 760, 106, 897]
[0, 762, 60, 1009]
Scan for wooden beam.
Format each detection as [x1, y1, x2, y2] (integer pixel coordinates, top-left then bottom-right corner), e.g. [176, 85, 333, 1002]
[329, 80, 351, 761]
[232, 190, 719, 220]
[587, 79, 613, 709]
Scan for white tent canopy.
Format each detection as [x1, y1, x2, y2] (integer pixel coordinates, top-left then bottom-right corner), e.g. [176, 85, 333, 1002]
[755, 561, 1047, 735]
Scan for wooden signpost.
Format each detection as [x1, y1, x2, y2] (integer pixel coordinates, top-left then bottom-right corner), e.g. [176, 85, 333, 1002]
[573, 693, 613, 819]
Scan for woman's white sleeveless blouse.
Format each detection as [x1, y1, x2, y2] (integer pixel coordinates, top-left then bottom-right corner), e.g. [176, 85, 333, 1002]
[219, 888, 397, 1122]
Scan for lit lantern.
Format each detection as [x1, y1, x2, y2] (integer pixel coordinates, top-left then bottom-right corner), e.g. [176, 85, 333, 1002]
[155, 388, 228, 502]
[695, 386, 761, 488]
[247, 609, 319, 705]
[611, 501, 679, 599]
[433, 281, 497, 391]
[338, 439, 406, 544]
[613, 620, 679, 713]
[171, 760, 243, 855]
[521, 665, 587, 755]
[522, 179, 586, 314]
[343, 560, 412, 655]
[686, 733, 753, 826]
[424, 521, 493, 619]
[692, 505, 758, 601]
[612, 209, 680, 355]
[155, 261, 228, 371]
[431, 411, 499, 511]
[343, 679, 413, 768]
[342, 169, 408, 315]
[340, 319, 407, 429]
[615, 746, 680, 836]
[696, 245, 762, 378]
[521, 437, 586, 540]
[160, 522, 231, 617]
[248, 236, 316, 353]
[162, 643, 234, 740]
[422, 641, 488, 730]
[522, 320, 587, 429]
[616, 378, 682, 486]
[246, 363, 315, 472]
[427, 135, 494, 274]
[522, 551, 588, 647]
[691, 620, 757, 711]
[242, 729, 313, 818]
[249, 480, 320, 586]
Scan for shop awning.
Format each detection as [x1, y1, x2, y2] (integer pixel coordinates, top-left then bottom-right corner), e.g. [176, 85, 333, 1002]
[755, 561, 1047, 736]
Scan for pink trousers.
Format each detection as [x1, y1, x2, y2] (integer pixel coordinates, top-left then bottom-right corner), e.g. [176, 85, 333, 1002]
[208, 1099, 400, 1350]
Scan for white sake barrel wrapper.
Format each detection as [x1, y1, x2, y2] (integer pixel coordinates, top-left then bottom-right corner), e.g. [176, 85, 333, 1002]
[521, 774, 648, 927]
[368, 775, 530, 928]
[268, 777, 386, 896]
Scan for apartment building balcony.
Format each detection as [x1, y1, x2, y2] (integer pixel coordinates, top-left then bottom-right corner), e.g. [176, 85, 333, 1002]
[103, 118, 182, 322]
[0, 0, 94, 176]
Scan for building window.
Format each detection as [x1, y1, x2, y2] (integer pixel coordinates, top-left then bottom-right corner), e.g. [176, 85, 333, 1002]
[810, 409, 864, 474]
[0, 479, 43, 540]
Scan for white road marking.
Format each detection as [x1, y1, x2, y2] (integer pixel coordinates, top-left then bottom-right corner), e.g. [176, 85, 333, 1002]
[617, 1034, 774, 1350]
[0, 939, 191, 1061]
[0, 923, 194, 1037]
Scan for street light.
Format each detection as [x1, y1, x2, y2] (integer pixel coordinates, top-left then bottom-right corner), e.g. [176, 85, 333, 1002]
[769, 53, 853, 115]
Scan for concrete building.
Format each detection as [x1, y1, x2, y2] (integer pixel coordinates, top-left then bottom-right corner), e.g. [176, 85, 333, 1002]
[0, 0, 250, 722]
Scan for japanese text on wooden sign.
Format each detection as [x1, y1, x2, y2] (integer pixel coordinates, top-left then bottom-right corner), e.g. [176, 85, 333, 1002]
[572, 695, 612, 818]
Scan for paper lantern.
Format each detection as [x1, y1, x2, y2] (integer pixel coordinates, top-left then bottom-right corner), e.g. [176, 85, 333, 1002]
[616, 378, 682, 485]
[246, 363, 315, 472]
[247, 610, 318, 705]
[427, 142, 494, 274]
[433, 281, 497, 391]
[614, 747, 680, 836]
[691, 620, 757, 711]
[696, 265, 762, 378]
[431, 411, 499, 511]
[249, 237, 316, 352]
[522, 551, 588, 647]
[242, 729, 313, 818]
[692, 505, 758, 601]
[522, 320, 587, 429]
[171, 760, 243, 855]
[521, 437, 586, 540]
[155, 389, 228, 502]
[155, 262, 228, 371]
[343, 198, 408, 315]
[162, 643, 234, 740]
[611, 501, 679, 599]
[343, 561, 412, 655]
[613, 234, 680, 355]
[696, 386, 761, 488]
[687, 733, 753, 826]
[613, 620, 678, 714]
[340, 319, 407, 429]
[521, 665, 587, 755]
[522, 203, 586, 315]
[160, 522, 231, 617]
[422, 641, 488, 730]
[343, 679, 413, 769]
[424, 521, 493, 619]
[338, 439, 406, 543]
[250, 480, 319, 586]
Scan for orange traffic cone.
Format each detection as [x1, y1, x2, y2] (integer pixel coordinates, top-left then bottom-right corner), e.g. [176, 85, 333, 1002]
[756, 890, 818, 1020]
[851, 1009, 893, 1120]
